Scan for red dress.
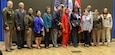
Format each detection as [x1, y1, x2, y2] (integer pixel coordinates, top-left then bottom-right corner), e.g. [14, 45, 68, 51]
[61, 13, 70, 46]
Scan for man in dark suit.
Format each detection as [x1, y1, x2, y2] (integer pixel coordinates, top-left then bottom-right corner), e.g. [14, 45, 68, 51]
[14, 2, 26, 49]
[2, 1, 14, 52]
[51, 5, 63, 48]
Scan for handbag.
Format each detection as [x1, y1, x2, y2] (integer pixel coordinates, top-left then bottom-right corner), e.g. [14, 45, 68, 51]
[71, 13, 80, 27]
[72, 20, 80, 27]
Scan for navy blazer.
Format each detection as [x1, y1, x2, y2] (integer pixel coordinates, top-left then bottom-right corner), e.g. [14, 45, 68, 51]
[70, 12, 80, 27]
[52, 10, 61, 29]
[33, 16, 44, 33]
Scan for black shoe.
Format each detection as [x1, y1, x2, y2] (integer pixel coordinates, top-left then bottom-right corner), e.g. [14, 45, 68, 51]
[31, 45, 34, 48]
[5, 49, 11, 52]
[74, 46, 78, 48]
[89, 44, 92, 46]
[21, 46, 25, 48]
[17, 47, 22, 49]
[53, 45, 55, 47]
[45, 46, 49, 49]
[94, 45, 97, 46]
[84, 44, 87, 47]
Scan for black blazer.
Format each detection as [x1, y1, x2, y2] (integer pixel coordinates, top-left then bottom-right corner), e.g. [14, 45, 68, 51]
[70, 12, 80, 27]
[52, 10, 61, 29]
[14, 9, 26, 30]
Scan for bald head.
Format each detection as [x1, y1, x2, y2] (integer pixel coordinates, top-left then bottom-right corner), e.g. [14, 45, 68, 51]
[19, 2, 24, 9]
[87, 5, 92, 8]
[7, 1, 13, 9]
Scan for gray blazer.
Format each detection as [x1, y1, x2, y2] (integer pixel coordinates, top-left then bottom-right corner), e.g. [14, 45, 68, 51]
[81, 15, 93, 31]
[14, 9, 26, 30]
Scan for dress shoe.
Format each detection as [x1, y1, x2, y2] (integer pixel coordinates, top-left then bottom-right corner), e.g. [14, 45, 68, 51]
[55, 45, 59, 48]
[45, 46, 50, 49]
[74, 46, 78, 48]
[5, 49, 11, 52]
[17, 47, 22, 49]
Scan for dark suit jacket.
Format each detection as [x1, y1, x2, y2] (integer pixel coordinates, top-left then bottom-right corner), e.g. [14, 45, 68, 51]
[14, 9, 26, 30]
[52, 10, 61, 29]
[70, 12, 80, 27]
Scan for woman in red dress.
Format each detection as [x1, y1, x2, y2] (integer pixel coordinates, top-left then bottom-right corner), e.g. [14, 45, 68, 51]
[61, 8, 70, 47]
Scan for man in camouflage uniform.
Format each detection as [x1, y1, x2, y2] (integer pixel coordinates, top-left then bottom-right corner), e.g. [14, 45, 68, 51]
[2, 1, 14, 52]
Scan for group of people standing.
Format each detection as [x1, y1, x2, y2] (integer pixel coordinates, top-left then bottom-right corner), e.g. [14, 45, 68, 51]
[82, 6, 112, 47]
[2, 1, 112, 52]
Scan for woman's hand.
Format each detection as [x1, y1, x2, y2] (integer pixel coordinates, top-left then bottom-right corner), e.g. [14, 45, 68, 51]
[38, 32, 40, 34]
[72, 23, 76, 27]
[88, 29, 91, 33]
[46, 29, 49, 32]
[27, 30, 30, 34]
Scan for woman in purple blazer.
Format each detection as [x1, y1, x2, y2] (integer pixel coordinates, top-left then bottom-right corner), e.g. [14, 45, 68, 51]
[33, 10, 44, 49]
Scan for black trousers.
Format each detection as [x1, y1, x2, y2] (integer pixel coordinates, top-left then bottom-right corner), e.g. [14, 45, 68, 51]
[71, 27, 79, 47]
[0, 50, 2, 55]
[44, 29, 51, 47]
[16, 30, 25, 48]
[83, 31, 91, 45]
[79, 32, 85, 43]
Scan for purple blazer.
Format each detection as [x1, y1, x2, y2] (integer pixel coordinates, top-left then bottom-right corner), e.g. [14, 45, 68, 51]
[33, 16, 44, 33]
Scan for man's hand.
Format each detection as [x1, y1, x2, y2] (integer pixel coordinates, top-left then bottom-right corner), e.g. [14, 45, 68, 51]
[17, 26, 21, 31]
[58, 22, 62, 26]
